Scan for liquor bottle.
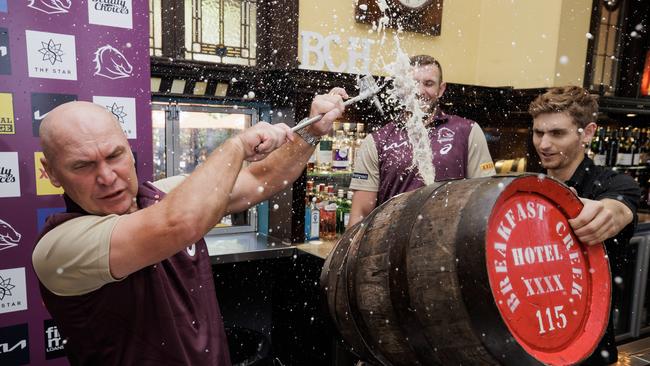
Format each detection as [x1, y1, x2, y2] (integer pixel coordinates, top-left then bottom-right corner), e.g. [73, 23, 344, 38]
[588, 128, 599, 160]
[304, 194, 311, 240]
[308, 197, 320, 240]
[594, 127, 607, 166]
[639, 128, 648, 165]
[306, 180, 315, 203]
[316, 184, 326, 205]
[318, 137, 333, 173]
[320, 186, 337, 240]
[347, 129, 357, 169]
[607, 129, 619, 166]
[345, 191, 353, 227]
[336, 189, 346, 234]
[332, 129, 351, 171]
[307, 148, 317, 173]
[617, 127, 633, 166]
[337, 191, 353, 234]
[631, 128, 641, 166]
[304, 180, 315, 240]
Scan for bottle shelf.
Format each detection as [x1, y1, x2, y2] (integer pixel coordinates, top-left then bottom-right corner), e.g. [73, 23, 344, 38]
[307, 171, 353, 177]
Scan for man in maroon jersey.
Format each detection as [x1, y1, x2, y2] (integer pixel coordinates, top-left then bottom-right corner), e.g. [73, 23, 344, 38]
[32, 89, 347, 366]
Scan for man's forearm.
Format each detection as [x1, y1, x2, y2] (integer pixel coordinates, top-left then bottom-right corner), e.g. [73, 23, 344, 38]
[251, 136, 314, 185]
[226, 136, 315, 213]
[570, 196, 636, 245]
[109, 137, 248, 278]
[602, 198, 634, 237]
[162, 137, 247, 240]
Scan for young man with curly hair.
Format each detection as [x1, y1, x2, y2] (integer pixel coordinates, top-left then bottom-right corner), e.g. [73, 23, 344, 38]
[529, 86, 641, 365]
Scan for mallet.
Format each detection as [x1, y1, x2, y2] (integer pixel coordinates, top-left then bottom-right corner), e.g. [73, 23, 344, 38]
[291, 75, 383, 132]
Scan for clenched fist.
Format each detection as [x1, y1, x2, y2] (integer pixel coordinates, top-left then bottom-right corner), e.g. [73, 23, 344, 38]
[307, 87, 348, 136]
[236, 122, 294, 161]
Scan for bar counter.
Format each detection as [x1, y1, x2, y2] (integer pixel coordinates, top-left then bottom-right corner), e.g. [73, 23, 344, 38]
[205, 233, 295, 263]
[207, 222, 650, 264]
[205, 232, 337, 263]
[296, 240, 337, 259]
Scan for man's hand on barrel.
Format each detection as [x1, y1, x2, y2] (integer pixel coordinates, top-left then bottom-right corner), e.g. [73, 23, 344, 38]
[568, 197, 616, 246]
[236, 121, 294, 162]
[308, 87, 348, 136]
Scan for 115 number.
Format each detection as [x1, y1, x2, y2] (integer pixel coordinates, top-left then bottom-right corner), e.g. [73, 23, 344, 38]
[535, 306, 567, 334]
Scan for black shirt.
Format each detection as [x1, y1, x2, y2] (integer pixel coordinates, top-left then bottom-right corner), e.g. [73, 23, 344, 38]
[555, 156, 641, 365]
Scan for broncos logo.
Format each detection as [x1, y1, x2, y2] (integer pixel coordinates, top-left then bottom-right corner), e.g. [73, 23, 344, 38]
[0, 219, 20, 251]
[437, 127, 456, 143]
[28, 0, 72, 14]
[93, 45, 133, 80]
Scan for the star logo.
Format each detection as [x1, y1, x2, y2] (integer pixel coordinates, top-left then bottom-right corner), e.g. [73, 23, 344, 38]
[107, 102, 127, 124]
[0, 275, 16, 300]
[93, 96, 136, 139]
[38, 39, 64, 65]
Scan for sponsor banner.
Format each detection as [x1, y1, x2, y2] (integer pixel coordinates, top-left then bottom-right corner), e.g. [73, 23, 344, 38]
[26, 30, 78, 80]
[93, 44, 133, 80]
[31, 92, 78, 136]
[88, 0, 133, 29]
[37, 207, 66, 232]
[0, 28, 10, 75]
[34, 152, 64, 196]
[93, 96, 137, 138]
[0, 323, 29, 365]
[0, 268, 28, 315]
[0, 152, 20, 198]
[43, 319, 66, 360]
[0, 93, 14, 134]
[0, 0, 151, 364]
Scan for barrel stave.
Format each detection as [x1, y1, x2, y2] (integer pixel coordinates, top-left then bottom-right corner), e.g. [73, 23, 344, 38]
[325, 223, 381, 364]
[352, 190, 424, 366]
[406, 179, 500, 365]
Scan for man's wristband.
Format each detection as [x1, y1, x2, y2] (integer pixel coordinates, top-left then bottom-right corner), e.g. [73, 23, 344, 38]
[295, 128, 321, 146]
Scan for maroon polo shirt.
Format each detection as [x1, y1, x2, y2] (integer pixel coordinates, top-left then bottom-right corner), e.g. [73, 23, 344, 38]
[35, 181, 231, 366]
[372, 111, 475, 204]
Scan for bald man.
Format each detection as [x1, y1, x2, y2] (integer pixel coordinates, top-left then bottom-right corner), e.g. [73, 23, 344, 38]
[32, 91, 347, 366]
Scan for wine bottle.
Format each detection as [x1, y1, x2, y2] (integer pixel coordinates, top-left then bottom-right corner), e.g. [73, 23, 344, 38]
[607, 129, 619, 166]
[594, 127, 607, 166]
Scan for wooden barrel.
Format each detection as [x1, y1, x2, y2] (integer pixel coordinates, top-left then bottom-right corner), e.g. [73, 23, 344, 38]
[321, 175, 611, 366]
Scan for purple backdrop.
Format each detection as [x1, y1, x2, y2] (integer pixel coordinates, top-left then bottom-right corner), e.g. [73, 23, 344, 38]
[0, 1, 152, 364]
